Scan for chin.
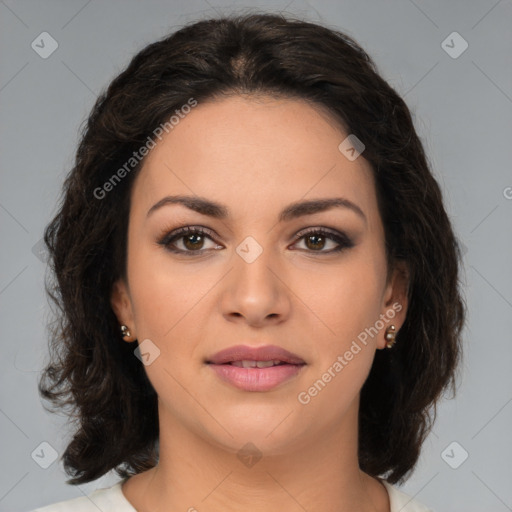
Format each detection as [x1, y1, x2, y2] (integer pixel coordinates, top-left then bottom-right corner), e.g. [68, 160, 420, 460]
[203, 404, 306, 453]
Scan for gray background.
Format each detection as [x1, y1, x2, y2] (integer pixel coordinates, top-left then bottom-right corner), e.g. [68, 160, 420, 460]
[1, 0, 511, 511]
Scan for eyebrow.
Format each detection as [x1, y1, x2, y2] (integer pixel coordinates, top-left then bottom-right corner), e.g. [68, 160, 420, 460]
[146, 195, 366, 224]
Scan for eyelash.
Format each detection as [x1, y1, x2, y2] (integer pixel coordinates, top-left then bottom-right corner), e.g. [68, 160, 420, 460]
[157, 225, 354, 256]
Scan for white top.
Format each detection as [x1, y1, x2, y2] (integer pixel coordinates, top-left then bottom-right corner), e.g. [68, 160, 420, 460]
[31, 479, 433, 511]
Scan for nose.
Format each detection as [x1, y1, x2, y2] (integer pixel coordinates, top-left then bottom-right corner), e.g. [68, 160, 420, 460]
[219, 241, 292, 328]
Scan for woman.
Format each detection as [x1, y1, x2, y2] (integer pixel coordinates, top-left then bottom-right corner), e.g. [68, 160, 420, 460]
[32, 13, 465, 512]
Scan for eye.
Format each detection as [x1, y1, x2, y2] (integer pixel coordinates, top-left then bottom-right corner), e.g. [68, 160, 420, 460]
[158, 226, 222, 255]
[158, 226, 354, 256]
[290, 228, 354, 253]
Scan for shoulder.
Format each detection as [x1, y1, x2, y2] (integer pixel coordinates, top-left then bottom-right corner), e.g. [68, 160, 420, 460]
[29, 480, 136, 512]
[382, 481, 434, 512]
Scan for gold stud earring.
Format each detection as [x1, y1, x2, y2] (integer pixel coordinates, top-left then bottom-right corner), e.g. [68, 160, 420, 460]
[120, 324, 136, 342]
[385, 325, 397, 349]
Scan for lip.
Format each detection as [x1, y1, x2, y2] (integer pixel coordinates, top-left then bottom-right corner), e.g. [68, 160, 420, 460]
[206, 344, 305, 365]
[206, 344, 306, 392]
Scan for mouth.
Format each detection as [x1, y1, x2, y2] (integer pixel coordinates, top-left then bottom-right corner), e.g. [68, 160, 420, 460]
[206, 344, 306, 366]
[226, 359, 294, 368]
[206, 345, 306, 392]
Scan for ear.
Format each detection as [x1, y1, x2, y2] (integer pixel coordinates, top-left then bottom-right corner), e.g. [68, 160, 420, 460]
[377, 260, 410, 350]
[110, 278, 136, 341]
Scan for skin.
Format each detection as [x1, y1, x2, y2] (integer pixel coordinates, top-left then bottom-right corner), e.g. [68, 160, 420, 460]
[110, 94, 409, 512]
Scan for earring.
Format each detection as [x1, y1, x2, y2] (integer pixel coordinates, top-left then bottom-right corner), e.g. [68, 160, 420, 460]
[120, 324, 136, 342]
[385, 325, 397, 349]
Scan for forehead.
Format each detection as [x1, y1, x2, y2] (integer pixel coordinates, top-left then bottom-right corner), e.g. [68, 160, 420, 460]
[130, 95, 378, 225]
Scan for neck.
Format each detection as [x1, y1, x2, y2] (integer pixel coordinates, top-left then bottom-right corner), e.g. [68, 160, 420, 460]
[123, 397, 389, 512]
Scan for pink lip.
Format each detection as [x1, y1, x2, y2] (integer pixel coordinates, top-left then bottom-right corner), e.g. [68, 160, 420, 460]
[206, 344, 306, 392]
[207, 344, 305, 365]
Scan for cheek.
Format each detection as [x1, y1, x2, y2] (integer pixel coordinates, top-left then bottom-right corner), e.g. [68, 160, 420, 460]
[305, 258, 385, 351]
[125, 252, 206, 415]
[127, 244, 204, 340]
[295, 268, 383, 418]
[125, 246, 226, 388]
[293, 257, 385, 411]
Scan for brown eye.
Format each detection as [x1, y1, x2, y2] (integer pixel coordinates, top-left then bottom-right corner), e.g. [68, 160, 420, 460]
[292, 228, 354, 253]
[304, 233, 327, 251]
[182, 232, 205, 251]
[158, 226, 222, 255]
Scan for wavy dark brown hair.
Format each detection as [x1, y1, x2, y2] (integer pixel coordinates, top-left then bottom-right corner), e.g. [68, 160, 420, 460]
[40, 12, 466, 485]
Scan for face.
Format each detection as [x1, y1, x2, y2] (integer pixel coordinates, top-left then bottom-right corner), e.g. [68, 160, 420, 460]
[111, 94, 408, 455]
